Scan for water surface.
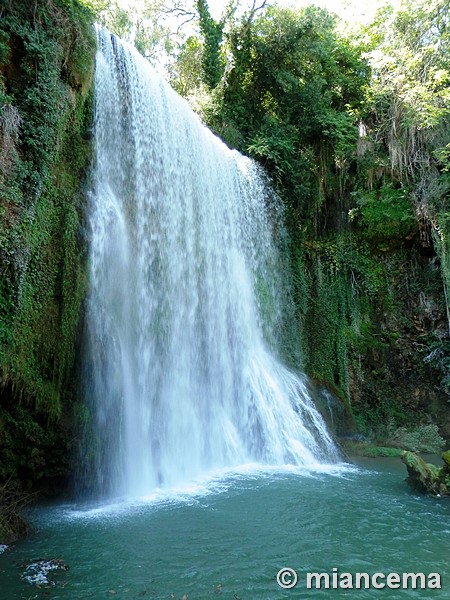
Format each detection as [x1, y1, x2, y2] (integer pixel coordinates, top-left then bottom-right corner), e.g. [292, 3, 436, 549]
[0, 459, 448, 599]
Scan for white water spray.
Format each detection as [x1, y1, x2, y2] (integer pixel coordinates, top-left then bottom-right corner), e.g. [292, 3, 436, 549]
[86, 30, 339, 497]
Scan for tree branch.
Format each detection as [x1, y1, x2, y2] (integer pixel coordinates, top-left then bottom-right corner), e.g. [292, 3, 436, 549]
[241, 0, 268, 38]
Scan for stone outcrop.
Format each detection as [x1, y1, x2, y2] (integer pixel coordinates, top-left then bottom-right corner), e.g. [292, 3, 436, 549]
[401, 450, 450, 496]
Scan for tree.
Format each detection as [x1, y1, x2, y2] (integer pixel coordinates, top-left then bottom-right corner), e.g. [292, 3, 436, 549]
[202, 4, 368, 224]
[354, 0, 450, 284]
[80, 0, 183, 63]
[361, 0, 450, 188]
[168, 35, 203, 96]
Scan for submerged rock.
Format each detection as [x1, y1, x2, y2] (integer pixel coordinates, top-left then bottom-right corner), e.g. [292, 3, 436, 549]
[401, 450, 450, 495]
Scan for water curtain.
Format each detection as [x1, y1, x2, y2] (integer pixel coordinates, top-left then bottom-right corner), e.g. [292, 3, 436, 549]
[86, 30, 338, 496]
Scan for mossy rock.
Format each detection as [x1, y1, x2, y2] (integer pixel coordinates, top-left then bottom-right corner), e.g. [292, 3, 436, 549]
[401, 450, 449, 496]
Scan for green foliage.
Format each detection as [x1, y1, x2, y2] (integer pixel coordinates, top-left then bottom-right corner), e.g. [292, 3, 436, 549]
[209, 5, 368, 217]
[0, 402, 70, 485]
[362, 446, 403, 458]
[300, 242, 353, 399]
[294, 226, 449, 440]
[401, 450, 445, 494]
[341, 441, 403, 457]
[80, 0, 192, 65]
[169, 35, 204, 97]
[351, 182, 416, 244]
[0, 477, 31, 543]
[387, 423, 445, 454]
[0, 1, 95, 422]
[196, 0, 225, 88]
[82, 0, 134, 38]
[295, 235, 386, 402]
[359, 0, 450, 225]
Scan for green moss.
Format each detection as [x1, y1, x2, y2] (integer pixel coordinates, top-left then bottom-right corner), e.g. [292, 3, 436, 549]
[363, 446, 403, 458]
[1, 0, 94, 412]
[351, 182, 416, 246]
[341, 441, 403, 457]
[401, 450, 449, 495]
[291, 225, 449, 438]
[295, 235, 390, 406]
[0, 0, 95, 491]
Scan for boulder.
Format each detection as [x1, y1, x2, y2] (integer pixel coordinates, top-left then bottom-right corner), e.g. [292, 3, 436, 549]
[400, 451, 449, 495]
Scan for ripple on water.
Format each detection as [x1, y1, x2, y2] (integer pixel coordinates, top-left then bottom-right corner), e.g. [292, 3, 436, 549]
[0, 461, 448, 600]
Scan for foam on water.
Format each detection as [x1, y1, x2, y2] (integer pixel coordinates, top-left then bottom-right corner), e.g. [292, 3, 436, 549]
[21, 560, 68, 587]
[67, 463, 358, 523]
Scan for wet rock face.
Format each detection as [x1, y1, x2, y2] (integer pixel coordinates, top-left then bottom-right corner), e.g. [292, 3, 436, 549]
[401, 450, 450, 496]
[0, 1, 95, 520]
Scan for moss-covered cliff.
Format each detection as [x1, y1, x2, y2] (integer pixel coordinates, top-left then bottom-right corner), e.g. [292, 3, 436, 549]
[0, 0, 95, 531]
[295, 224, 449, 443]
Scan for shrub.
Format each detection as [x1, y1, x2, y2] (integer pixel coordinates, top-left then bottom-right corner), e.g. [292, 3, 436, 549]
[386, 423, 445, 454]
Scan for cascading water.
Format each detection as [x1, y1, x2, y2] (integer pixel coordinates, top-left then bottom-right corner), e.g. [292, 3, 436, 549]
[85, 30, 339, 498]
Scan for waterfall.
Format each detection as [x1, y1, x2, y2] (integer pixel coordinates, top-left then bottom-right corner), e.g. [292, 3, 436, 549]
[85, 30, 339, 498]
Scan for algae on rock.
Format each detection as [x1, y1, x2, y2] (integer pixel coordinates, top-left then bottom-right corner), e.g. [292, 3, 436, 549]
[401, 451, 450, 496]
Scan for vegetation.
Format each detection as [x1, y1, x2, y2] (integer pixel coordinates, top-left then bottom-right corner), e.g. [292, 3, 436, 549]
[1, 0, 450, 537]
[386, 423, 445, 454]
[401, 450, 450, 495]
[0, 0, 95, 538]
[0, 477, 34, 542]
[342, 422, 445, 457]
[170, 0, 450, 443]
